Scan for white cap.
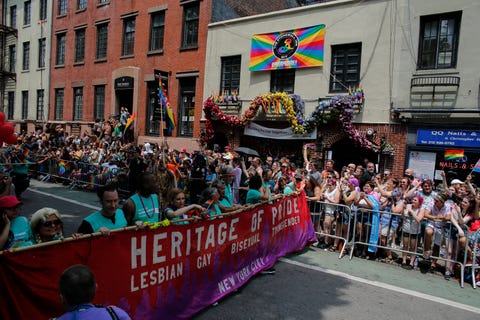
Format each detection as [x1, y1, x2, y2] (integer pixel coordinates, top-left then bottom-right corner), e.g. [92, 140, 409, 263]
[450, 179, 464, 185]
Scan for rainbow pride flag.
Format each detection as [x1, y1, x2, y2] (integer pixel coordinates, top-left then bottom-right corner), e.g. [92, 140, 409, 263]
[250, 25, 325, 71]
[444, 149, 464, 161]
[124, 112, 135, 135]
[58, 161, 68, 176]
[158, 79, 176, 135]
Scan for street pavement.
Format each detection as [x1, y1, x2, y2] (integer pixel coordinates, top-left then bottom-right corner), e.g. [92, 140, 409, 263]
[22, 179, 480, 319]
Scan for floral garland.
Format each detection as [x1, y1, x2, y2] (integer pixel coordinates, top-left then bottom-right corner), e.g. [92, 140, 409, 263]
[202, 89, 377, 151]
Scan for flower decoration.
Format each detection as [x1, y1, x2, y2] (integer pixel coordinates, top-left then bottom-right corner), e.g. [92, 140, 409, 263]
[144, 219, 170, 229]
[202, 88, 376, 151]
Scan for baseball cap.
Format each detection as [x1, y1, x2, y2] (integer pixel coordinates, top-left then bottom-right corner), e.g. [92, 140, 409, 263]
[450, 179, 463, 185]
[294, 173, 303, 180]
[0, 195, 22, 208]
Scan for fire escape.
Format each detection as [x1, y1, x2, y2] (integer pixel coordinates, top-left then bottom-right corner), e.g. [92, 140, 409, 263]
[0, 20, 17, 114]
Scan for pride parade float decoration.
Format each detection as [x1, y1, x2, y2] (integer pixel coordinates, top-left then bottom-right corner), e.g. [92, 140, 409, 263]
[202, 88, 378, 151]
[0, 192, 316, 320]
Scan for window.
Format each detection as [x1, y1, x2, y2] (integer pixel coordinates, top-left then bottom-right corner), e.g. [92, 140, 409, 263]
[56, 33, 66, 65]
[77, 0, 87, 10]
[122, 17, 136, 56]
[37, 90, 44, 120]
[22, 91, 28, 119]
[8, 45, 16, 73]
[270, 69, 295, 94]
[58, 0, 67, 16]
[418, 11, 461, 69]
[7, 92, 15, 120]
[38, 38, 46, 68]
[10, 6, 17, 28]
[329, 43, 361, 93]
[22, 41, 30, 71]
[94, 85, 105, 120]
[39, 0, 47, 20]
[181, 3, 199, 49]
[149, 11, 165, 52]
[75, 28, 86, 63]
[24, 1, 31, 25]
[178, 77, 196, 137]
[220, 56, 241, 95]
[73, 87, 83, 120]
[55, 88, 64, 120]
[96, 23, 108, 59]
[98, 0, 109, 4]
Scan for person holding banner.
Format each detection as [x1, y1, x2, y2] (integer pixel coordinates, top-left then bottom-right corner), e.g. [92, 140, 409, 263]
[0, 195, 33, 250]
[30, 207, 65, 243]
[77, 184, 127, 235]
[122, 173, 160, 226]
[53, 264, 131, 320]
[163, 188, 204, 225]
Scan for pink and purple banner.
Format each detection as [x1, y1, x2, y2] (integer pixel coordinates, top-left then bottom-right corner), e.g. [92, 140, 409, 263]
[249, 24, 325, 71]
[0, 192, 315, 319]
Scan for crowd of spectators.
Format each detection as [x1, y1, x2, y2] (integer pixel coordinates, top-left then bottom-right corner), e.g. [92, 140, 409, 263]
[0, 127, 479, 285]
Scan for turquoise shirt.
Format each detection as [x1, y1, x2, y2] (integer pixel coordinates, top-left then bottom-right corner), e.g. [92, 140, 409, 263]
[224, 184, 234, 205]
[246, 189, 261, 204]
[84, 208, 127, 232]
[130, 193, 160, 223]
[5, 216, 34, 249]
[283, 183, 296, 195]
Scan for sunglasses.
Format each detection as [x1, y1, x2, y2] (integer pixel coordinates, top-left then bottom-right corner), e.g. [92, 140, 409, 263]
[43, 219, 63, 227]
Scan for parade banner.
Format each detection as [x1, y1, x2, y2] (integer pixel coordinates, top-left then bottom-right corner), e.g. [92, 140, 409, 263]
[0, 193, 315, 320]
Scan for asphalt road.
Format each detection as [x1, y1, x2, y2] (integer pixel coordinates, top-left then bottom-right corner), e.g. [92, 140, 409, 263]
[21, 179, 480, 319]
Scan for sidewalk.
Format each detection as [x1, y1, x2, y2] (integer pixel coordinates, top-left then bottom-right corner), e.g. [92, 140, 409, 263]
[285, 246, 479, 310]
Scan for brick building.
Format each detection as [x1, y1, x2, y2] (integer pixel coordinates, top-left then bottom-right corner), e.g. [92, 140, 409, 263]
[47, 0, 293, 150]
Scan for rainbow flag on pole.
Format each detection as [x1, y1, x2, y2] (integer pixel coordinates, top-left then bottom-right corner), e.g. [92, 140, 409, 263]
[444, 149, 464, 161]
[158, 78, 176, 135]
[123, 112, 135, 135]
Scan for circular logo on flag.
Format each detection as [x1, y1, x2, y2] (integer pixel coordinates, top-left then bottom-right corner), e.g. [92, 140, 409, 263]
[273, 33, 298, 59]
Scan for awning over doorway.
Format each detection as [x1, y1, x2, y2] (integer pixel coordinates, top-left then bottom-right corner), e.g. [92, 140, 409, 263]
[243, 122, 316, 140]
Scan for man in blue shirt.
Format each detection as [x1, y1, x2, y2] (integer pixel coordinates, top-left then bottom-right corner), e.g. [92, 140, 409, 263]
[54, 264, 131, 320]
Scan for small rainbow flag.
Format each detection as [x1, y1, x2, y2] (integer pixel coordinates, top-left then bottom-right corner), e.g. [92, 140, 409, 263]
[158, 78, 176, 135]
[58, 161, 68, 176]
[444, 149, 464, 161]
[124, 112, 135, 135]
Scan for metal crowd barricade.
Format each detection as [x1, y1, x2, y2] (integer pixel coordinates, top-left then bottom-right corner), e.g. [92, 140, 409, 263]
[29, 158, 130, 196]
[350, 206, 471, 287]
[466, 229, 480, 288]
[307, 200, 352, 259]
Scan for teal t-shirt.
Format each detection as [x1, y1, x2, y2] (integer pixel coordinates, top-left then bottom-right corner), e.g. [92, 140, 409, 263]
[5, 216, 34, 249]
[130, 193, 160, 223]
[246, 189, 261, 204]
[84, 208, 127, 232]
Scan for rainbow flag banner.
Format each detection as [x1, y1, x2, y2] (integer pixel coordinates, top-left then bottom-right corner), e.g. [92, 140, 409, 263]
[444, 149, 464, 161]
[250, 24, 325, 71]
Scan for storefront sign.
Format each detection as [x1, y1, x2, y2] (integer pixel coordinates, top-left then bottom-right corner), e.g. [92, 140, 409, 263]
[416, 129, 480, 148]
[249, 25, 325, 71]
[115, 76, 134, 90]
[0, 193, 315, 320]
[244, 122, 317, 140]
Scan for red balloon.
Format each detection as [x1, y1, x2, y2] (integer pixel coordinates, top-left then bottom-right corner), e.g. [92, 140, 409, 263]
[5, 134, 17, 145]
[0, 112, 5, 125]
[0, 122, 14, 139]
